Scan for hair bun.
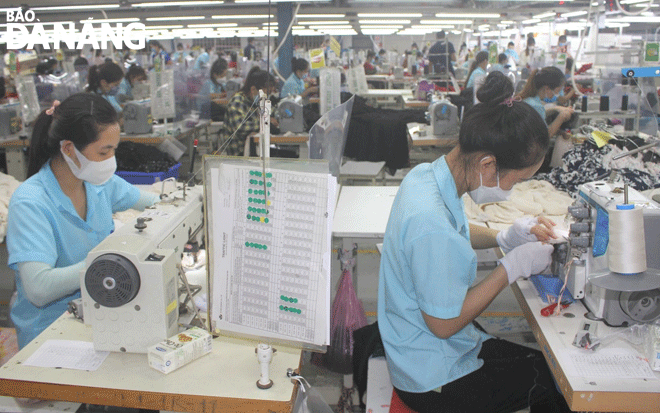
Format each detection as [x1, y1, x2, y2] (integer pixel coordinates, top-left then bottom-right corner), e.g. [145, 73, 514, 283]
[475, 71, 514, 106]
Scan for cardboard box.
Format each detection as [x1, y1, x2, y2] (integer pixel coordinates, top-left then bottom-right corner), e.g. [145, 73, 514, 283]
[147, 327, 212, 374]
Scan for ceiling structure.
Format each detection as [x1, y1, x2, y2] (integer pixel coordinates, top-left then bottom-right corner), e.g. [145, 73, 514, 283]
[1, 0, 658, 41]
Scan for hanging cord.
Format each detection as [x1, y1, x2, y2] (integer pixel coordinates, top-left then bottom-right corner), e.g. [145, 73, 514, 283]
[569, 0, 595, 97]
[614, 0, 655, 15]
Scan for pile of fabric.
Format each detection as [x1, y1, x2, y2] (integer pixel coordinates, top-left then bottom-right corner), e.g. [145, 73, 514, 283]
[463, 179, 574, 224]
[536, 135, 660, 197]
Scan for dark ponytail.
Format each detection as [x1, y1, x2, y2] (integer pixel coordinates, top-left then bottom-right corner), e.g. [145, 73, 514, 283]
[465, 51, 488, 87]
[459, 71, 549, 171]
[517, 66, 565, 100]
[86, 62, 124, 92]
[27, 93, 118, 178]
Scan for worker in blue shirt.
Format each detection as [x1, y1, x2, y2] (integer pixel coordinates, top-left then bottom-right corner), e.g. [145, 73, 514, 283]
[116, 64, 147, 104]
[86, 61, 124, 115]
[280, 57, 318, 99]
[197, 58, 228, 113]
[379, 71, 572, 413]
[518, 66, 574, 137]
[504, 41, 519, 66]
[6, 93, 160, 349]
[194, 47, 210, 70]
[465, 51, 488, 89]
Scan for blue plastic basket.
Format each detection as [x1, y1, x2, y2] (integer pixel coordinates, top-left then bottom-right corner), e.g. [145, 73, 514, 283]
[115, 163, 181, 185]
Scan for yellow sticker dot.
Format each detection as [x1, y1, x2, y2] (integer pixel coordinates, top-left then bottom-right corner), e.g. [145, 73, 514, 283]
[267, 201, 271, 206]
[260, 217, 265, 222]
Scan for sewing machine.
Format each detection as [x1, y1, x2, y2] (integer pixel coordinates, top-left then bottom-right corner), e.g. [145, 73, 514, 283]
[123, 100, 153, 135]
[277, 96, 305, 133]
[428, 98, 459, 137]
[80, 184, 204, 353]
[0, 105, 22, 137]
[558, 181, 660, 326]
[225, 79, 242, 99]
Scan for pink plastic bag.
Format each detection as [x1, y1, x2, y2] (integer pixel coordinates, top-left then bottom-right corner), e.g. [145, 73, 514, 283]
[322, 248, 368, 374]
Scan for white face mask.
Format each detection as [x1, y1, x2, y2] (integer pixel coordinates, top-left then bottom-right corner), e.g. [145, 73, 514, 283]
[60, 142, 117, 186]
[468, 170, 512, 204]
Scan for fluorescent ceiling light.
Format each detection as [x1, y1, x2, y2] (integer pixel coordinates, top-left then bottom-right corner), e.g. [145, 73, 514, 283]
[302, 20, 350, 25]
[308, 25, 353, 29]
[358, 19, 411, 24]
[296, 14, 345, 18]
[235, 0, 329, 2]
[620, 0, 651, 3]
[463, 28, 474, 32]
[420, 19, 472, 25]
[134, 1, 223, 6]
[604, 22, 631, 27]
[412, 24, 455, 29]
[31, 4, 120, 11]
[397, 29, 434, 35]
[188, 23, 237, 27]
[436, 13, 500, 18]
[606, 16, 660, 22]
[79, 18, 140, 23]
[633, 3, 659, 6]
[501, 20, 515, 24]
[522, 18, 541, 24]
[292, 30, 320, 35]
[146, 16, 205, 21]
[451, 30, 461, 34]
[146, 25, 184, 29]
[361, 25, 404, 28]
[362, 29, 399, 34]
[212, 14, 273, 19]
[533, 12, 556, 19]
[562, 10, 588, 17]
[357, 13, 422, 17]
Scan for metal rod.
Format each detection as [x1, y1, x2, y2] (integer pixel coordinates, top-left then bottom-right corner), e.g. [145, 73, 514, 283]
[612, 141, 660, 160]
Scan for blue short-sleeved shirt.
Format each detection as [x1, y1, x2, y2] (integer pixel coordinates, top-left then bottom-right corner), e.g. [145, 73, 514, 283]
[194, 52, 210, 70]
[117, 78, 133, 102]
[466, 66, 487, 89]
[96, 89, 122, 114]
[378, 156, 491, 393]
[197, 79, 225, 110]
[505, 48, 519, 63]
[524, 96, 546, 124]
[280, 73, 305, 98]
[7, 162, 140, 348]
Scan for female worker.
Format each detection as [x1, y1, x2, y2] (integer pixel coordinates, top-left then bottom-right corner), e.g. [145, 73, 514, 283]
[6, 93, 160, 349]
[116, 64, 147, 104]
[465, 50, 488, 89]
[197, 57, 228, 112]
[86, 61, 124, 114]
[220, 67, 278, 157]
[517, 66, 575, 137]
[378, 71, 571, 413]
[280, 57, 319, 99]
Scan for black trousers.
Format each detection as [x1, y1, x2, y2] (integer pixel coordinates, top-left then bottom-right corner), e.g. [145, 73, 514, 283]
[394, 338, 573, 413]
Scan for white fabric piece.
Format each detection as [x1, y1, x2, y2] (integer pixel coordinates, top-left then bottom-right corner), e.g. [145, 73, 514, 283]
[463, 179, 573, 224]
[0, 172, 22, 244]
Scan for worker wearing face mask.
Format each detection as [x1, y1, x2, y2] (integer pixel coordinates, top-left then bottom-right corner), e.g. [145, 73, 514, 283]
[6, 93, 160, 349]
[363, 50, 378, 75]
[116, 64, 147, 104]
[197, 58, 229, 110]
[517, 66, 575, 137]
[378, 72, 571, 413]
[86, 61, 124, 115]
[280, 57, 319, 99]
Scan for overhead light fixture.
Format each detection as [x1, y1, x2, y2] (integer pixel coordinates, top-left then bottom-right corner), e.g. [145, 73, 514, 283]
[605, 22, 631, 27]
[632, 3, 659, 6]
[357, 13, 422, 17]
[296, 14, 345, 18]
[419, 19, 473, 25]
[606, 15, 660, 22]
[463, 28, 474, 32]
[146, 24, 185, 29]
[31, 4, 120, 11]
[411, 24, 455, 29]
[302, 20, 350, 25]
[79, 17, 140, 23]
[134, 1, 223, 6]
[360, 25, 404, 29]
[358, 19, 411, 24]
[188, 23, 238, 27]
[436, 13, 500, 18]
[361, 29, 399, 34]
[451, 30, 461, 34]
[212, 14, 274, 19]
[522, 18, 541, 24]
[533, 12, 556, 19]
[562, 10, 588, 17]
[501, 20, 515, 24]
[146, 16, 204, 21]
[306, 25, 353, 29]
[235, 0, 330, 3]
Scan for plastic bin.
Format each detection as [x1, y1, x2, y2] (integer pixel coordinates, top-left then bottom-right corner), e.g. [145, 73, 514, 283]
[115, 163, 181, 185]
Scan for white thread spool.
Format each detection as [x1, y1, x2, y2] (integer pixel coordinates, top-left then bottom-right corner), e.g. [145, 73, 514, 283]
[608, 204, 647, 274]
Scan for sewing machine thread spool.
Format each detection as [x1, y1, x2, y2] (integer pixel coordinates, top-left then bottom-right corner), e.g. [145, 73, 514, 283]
[608, 204, 647, 275]
[599, 95, 609, 112]
[621, 94, 629, 111]
[581, 95, 588, 113]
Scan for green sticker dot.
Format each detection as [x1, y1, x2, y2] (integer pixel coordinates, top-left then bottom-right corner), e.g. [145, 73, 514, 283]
[266, 173, 272, 178]
[279, 305, 284, 310]
[245, 242, 249, 247]
[248, 189, 252, 194]
[247, 214, 251, 219]
[263, 245, 267, 250]
[267, 182, 272, 187]
[264, 218, 269, 223]
[293, 298, 298, 303]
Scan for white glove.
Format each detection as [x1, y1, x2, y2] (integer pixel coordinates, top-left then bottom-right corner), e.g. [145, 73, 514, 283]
[500, 242, 553, 285]
[496, 216, 539, 253]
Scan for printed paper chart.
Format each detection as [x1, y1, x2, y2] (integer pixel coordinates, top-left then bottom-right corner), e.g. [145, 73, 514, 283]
[209, 162, 331, 347]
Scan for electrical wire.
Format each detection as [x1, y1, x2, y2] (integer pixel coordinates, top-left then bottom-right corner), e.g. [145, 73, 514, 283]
[614, 0, 655, 16]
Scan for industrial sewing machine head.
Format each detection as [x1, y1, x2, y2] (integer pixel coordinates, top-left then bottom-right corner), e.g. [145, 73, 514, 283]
[555, 180, 660, 326]
[123, 100, 153, 135]
[277, 95, 305, 134]
[427, 97, 459, 137]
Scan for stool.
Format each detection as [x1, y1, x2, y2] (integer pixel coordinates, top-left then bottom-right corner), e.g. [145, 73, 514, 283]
[390, 389, 419, 413]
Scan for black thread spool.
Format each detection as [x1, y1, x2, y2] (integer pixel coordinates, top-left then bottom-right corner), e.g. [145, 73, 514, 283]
[621, 94, 629, 111]
[581, 95, 588, 112]
[599, 95, 609, 112]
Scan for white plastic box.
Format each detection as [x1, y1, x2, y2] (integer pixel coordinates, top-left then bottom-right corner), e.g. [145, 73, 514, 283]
[147, 327, 213, 374]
